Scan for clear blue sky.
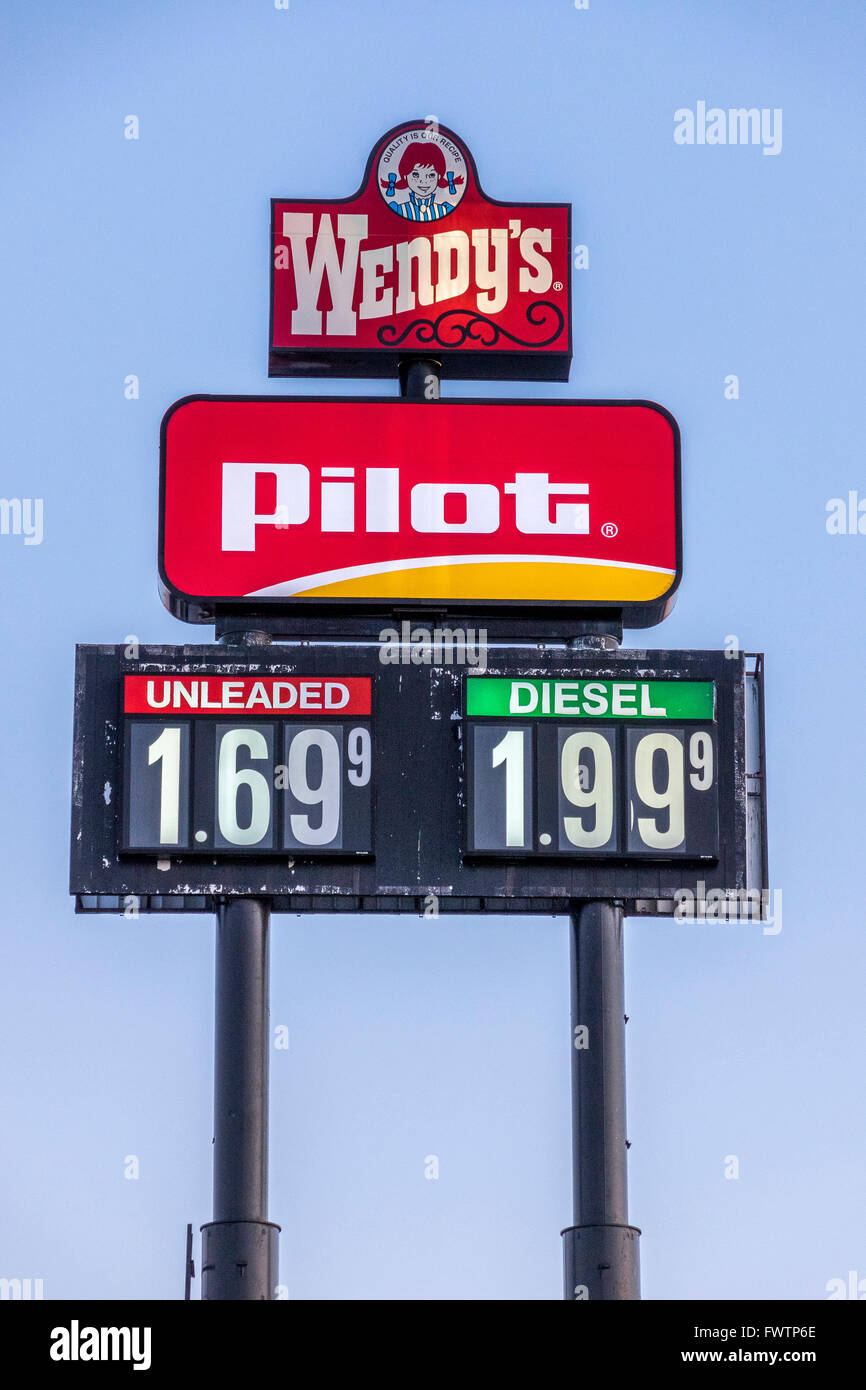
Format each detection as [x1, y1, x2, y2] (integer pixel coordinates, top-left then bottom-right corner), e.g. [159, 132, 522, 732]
[1, 0, 864, 1300]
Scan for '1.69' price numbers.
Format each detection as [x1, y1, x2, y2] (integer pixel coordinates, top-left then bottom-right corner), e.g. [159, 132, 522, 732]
[121, 674, 373, 856]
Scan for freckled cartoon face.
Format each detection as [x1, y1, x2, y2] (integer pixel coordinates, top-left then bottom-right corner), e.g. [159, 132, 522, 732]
[406, 164, 438, 198]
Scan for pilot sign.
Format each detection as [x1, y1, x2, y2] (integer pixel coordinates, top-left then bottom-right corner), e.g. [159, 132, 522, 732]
[466, 676, 719, 858]
[121, 672, 372, 855]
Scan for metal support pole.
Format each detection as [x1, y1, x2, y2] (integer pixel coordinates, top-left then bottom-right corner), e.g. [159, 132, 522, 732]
[562, 900, 640, 1299]
[202, 897, 279, 1299]
[201, 630, 278, 1300]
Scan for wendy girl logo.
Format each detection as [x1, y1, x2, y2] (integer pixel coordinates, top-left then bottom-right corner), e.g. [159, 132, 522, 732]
[377, 125, 468, 221]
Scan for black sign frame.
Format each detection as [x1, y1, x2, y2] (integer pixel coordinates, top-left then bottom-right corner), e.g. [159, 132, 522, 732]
[70, 644, 763, 917]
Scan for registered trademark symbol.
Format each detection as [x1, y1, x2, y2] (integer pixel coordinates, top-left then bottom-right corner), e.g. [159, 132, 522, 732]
[601, 521, 618, 538]
[552, 281, 563, 292]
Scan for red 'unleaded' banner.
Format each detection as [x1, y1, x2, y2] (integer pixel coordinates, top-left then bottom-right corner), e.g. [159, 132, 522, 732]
[159, 396, 681, 627]
[124, 675, 371, 716]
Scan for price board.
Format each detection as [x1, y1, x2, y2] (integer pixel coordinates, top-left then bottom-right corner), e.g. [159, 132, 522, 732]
[121, 675, 372, 855]
[465, 677, 719, 859]
[70, 644, 765, 918]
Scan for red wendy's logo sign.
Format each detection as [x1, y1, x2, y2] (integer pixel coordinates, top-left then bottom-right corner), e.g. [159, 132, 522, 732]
[269, 119, 571, 381]
[159, 397, 680, 628]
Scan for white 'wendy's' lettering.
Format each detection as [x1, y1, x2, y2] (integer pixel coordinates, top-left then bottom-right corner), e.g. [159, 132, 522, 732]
[277, 214, 554, 335]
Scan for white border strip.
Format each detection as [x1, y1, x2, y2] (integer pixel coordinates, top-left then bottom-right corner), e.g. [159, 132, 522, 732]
[246, 553, 676, 598]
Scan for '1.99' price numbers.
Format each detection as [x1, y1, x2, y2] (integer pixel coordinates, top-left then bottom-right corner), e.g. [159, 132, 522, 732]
[466, 677, 719, 860]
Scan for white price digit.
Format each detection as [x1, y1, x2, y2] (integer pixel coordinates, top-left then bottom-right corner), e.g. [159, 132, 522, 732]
[289, 729, 341, 845]
[347, 727, 371, 786]
[689, 731, 714, 789]
[634, 732, 685, 850]
[148, 726, 182, 845]
[218, 729, 271, 846]
[560, 732, 614, 849]
[491, 729, 526, 847]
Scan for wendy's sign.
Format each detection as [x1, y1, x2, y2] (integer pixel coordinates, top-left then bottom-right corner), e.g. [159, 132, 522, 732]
[159, 397, 680, 628]
[269, 119, 571, 381]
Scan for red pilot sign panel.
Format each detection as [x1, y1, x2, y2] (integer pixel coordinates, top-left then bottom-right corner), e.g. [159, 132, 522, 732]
[269, 120, 571, 380]
[159, 396, 681, 627]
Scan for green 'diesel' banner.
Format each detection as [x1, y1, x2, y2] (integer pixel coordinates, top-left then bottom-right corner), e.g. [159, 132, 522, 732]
[466, 678, 715, 721]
